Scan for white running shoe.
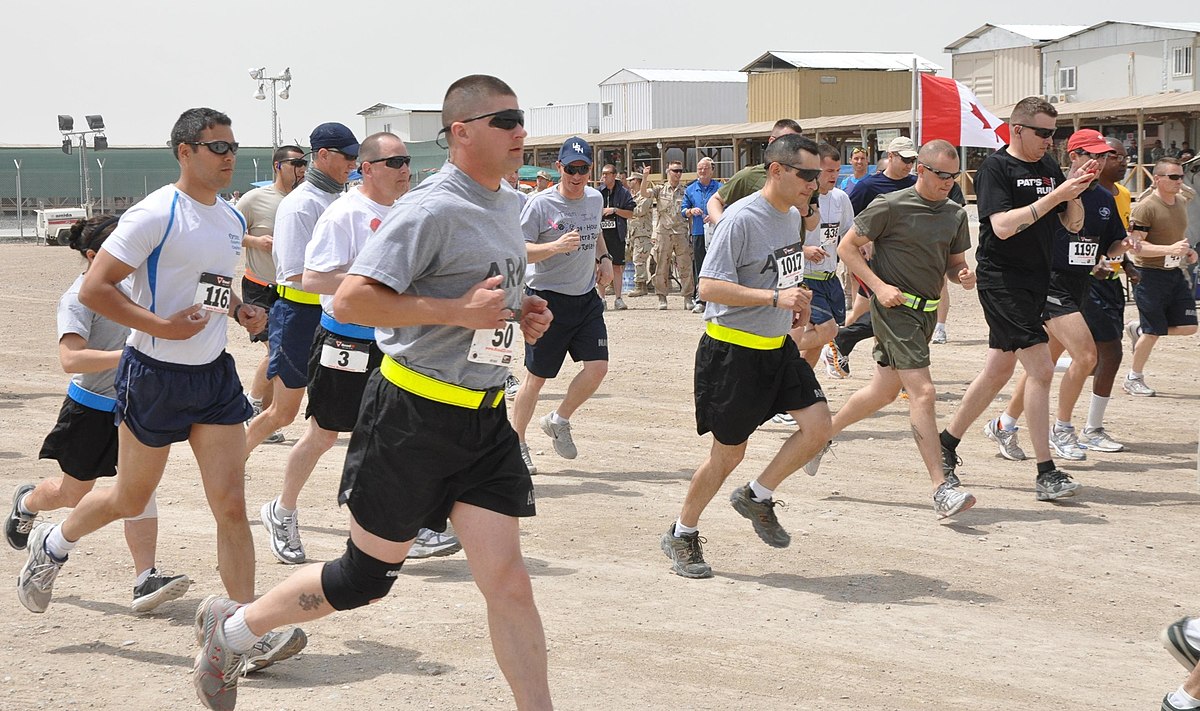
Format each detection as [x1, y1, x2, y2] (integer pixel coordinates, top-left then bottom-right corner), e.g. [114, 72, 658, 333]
[983, 418, 1027, 461]
[407, 528, 463, 559]
[1080, 426, 1124, 453]
[1049, 425, 1087, 461]
[539, 414, 578, 459]
[1122, 374, 1156, 397]
[930, 326, 947, 345]
[504, 374, 520, 401]
[820, 342, 848, 379]
[260, 500, 306, 565]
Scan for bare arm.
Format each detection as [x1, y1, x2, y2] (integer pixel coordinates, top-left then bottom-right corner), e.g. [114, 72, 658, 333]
[302, 268, 346, 296]
[697, 277, 811, 311]
[79, 250, 208, 340]
[527, 231, 581, 264]
[946, 252, 975, 289]
[57, 333, 122, 374]
[837, 228, 888, 295]
[332, 274, 512, 331]
[242, 233, 273, 252]
[707, 192, 726, 223]
[991, 163, 1097, 239]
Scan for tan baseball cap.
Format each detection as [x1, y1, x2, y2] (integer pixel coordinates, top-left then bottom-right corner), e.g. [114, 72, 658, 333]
[886, 136, 918, 158]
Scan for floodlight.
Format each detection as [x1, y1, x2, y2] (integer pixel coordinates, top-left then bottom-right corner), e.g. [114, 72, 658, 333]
[61, 138, 72, 155]
[248, 67, 263, 80]
[278, 87, 289, 100]
[58, 115, 74, 132]
[254, 83, 266, 101]
[93, 136, 108, 150]
[281, 67, 291, 82]
[86, 115, 105, 130]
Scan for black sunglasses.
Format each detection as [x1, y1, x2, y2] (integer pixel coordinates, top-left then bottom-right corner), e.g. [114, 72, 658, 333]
[774, 162, 821, 182]
[327, 148, 358, 161]
[365, 155, 411, 169]
[897, 154, 917, 164]
[459, 108, 526, 131]
[919, 163, 962, 180]
[188, 140, 238, 155]
[278, 158, 308, 168]
[1015, 123, 1056, 139]
[561, 163, 591, 176]
[1157, 173, 1185, 181]
[668, 168, 684, 174]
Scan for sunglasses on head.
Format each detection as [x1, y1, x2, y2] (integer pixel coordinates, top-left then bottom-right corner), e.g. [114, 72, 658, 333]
[561, 163, 591, 176]
[919, 163, 961, 180]
[1016, 123, 1056, 139]
[188, 140, 238, 155]
[1157, 173, 1185, 181]
[365, 155, 411, 169]
[278, 158, 308, 168]
[774, 162, 821, 182]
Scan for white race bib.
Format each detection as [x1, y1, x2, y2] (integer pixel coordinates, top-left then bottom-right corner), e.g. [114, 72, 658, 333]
[320, 339, 370, 373]
[774, 241, 805, 289]
[600, 219, 617, 230]
[820, 223, 840, 250]
[193, 272, 232, 314]
[1164, 254, 1183, 269]
[1068, 240, 1099, 266]
[468, 321, 521, 366]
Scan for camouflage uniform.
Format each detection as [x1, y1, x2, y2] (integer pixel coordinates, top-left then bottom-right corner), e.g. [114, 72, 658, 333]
[627, 192, 655, 294]
[650, 181, 693, 305]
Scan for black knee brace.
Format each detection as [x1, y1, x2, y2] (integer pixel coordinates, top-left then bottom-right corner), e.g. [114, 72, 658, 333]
[320, 539, 404, 611]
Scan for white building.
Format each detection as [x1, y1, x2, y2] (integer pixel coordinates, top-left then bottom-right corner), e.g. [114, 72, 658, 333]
[598, 69, 747, 134]
[527, 103, 600, 137]
[945, 24, 1086, 106]
[356, 103, 443, 143]
[1039, 22, 1200, 102]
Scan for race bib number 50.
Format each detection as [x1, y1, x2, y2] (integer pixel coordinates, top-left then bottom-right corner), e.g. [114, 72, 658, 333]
[194, 272, 232, 314]
[469, 321, 522, 366]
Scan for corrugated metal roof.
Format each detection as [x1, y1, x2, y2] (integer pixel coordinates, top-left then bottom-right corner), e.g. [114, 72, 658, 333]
[601, 68, 747, 84]
[991, 90, 1200, 120]
[994, 25, 1089, 41]
[742, 51, 941, 73]
[1042, 21, 1200, 47]
[356, 102, 442, 116]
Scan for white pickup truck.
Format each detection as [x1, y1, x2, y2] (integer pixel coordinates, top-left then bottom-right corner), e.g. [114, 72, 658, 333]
[35, 208, 88, 246]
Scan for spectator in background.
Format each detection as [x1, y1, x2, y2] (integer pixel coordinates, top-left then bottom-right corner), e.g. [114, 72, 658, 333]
[642, 160, 693, 310]
[597, 163, 636, 310]
[625, 173, 655, 297]
[838, 146, 870, 192]
[535, 170, 553, 192]
[682, 157, 722, 313]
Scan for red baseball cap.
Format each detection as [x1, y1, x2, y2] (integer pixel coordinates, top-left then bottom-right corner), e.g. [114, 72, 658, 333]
[1067, 129, 1112, 154]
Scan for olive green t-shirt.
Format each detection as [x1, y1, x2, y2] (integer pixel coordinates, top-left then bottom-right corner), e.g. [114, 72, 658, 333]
[853, 186, 971, 300]
[716, 164, 767, 207]
[1130, 191, 1189, 270]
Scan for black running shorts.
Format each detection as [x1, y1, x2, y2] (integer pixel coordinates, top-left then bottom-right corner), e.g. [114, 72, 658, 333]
[978, 287, 1049, 352]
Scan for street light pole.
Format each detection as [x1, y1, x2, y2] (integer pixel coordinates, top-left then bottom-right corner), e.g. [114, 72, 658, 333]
[13, 159, 23, 239]
[58, 114, 107, 213]
[249, 67, 292, 150]
[96, 158, 105, 212]
[253, 157, 259, 184]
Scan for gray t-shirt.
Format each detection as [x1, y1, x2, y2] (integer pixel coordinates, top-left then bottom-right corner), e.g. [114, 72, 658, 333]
[273, 181, 339, 286]
[349, 162, 526, 390]
[521, 186, 603, 296]
[700, 191, 800, 338]
[58, 273, 131, 398]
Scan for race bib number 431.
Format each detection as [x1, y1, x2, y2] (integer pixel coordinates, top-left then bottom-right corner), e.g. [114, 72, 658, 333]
[194, 272, 232, 314]
[469, 321, 522, 366]
[774, 242, 805, 289]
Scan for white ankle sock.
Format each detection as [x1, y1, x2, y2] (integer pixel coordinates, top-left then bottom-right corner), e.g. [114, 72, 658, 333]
[549, 412, 569, 426]
[1169, 687, 1200, 709]
[135, 568, 155, 587]
[223, 606, 262, 655]
[45, 524, 77, 560]
[749, 480, 774, 502]
[999, 413, 1019, 431]
[16, 492, 34, 516]
[673, 519, 698, 537]
[1054, 419, 1072, 432]
[1129, 371, 1143, 380]
[1086, 395, 1110, 431]
[274, 499, 296, 518]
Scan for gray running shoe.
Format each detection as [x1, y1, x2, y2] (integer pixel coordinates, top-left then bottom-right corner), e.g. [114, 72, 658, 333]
[132, 569, 192, 613]
[932, 482, 976, 519]
[983, 418, 1027, 461]
[1160, 617, 1200, 670]
[407, 528, 462, 559]
[246, 627, 308, 672]
[941, 446, 962, 488]
[192, 595, 247, 710]
[729, 484, 790, 548]
[660, 525, 712, 579]
[1163, 693, 1190, 711]
[690, 300, 705, 314]
[519, 442, 537, 475]
[820, 342, 848, 379]
[1049, 425, 1087, 461]
[930, 326, 948, 345]
[1035, 468, 1081, 501]
[1125, 321, 1141, 353]
[615, 297, 628, 311]
[1123, 374, 1156, 397]
[771, 413, 796, 426]
[6, 483, 35, 550]
[539, 414, 578, 459]
[803, 441, 832, 477]
[1080, 426, 1125, 453]
[504, 374, 521, 401]
[17, 522, 66, 613]
[260, 500, 306, 565]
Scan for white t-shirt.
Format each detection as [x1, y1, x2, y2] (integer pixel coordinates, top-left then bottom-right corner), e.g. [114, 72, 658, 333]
[304, 187, 395, 316]
[804, 187, 854, 275]
[102, 185, 246, 365]
[272, 180, 340, 287]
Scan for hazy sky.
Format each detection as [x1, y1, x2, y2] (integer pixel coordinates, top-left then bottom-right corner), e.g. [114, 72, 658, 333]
[2, 1, 1187, 146]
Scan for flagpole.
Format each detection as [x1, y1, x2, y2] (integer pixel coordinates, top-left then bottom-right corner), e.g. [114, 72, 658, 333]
[910, 57, 918, 144]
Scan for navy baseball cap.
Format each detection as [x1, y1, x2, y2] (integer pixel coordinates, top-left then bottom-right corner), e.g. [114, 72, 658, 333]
[310, 122, 360, 157]
[558, 137, 593, 166]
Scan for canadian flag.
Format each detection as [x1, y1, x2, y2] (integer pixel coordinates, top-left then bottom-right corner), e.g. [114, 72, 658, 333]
[919, 73, 1010, 149]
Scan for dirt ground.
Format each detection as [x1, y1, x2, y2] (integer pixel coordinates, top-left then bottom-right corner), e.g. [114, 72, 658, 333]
[0, 240, 1198, 711]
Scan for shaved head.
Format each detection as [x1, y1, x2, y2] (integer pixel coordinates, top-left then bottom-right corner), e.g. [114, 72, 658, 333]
[442, 75, 516, 127]
[918, 139, 958, 163]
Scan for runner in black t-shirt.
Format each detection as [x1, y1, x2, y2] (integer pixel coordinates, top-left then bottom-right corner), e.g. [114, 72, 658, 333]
[937, 97, 1098, 503]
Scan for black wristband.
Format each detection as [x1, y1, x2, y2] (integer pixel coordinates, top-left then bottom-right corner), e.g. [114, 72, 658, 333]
[772, 288, 779, 308]
[597, 254, 612, 263]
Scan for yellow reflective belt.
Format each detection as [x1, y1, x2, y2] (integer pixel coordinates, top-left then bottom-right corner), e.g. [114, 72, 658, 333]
[804, 271, 835, 281]
[900, 292, 940, 312]
[380, 355, 503, 409]
[705, 321, 786, 350]
[275, 284, 321, 305]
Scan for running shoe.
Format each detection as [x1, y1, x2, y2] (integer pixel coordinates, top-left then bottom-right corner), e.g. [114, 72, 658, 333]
[1080, 426, 1125, 453]
[614, 297, 628, 311]
[932, 482, 976, 519]
[691, 300, 705, 314]
[17, 522, 66, 613]
[1035, 468, 1081, 501]
[1125, 321, 1141, 353]
[770, 413, 796, 426]
[1049, 425, 1087, 461]
[1123, 374, 1156, 397]
[519, 442, 537, 475]
[539, 414, 578, 459]
[941, 446, 962, 488]
[504, 374, 520, 401]
[729, 484, 790, 548]
[1163, 693, 1192, 711]
[820, 342, 848, 379]
[132, 569, 192, 613]
[260, 500, 306, 565]
[192, 595, 247, 710]
[803, 441, 832, 477]
[930, 326, 947, 345]
[6, 483, 35, 550]
[983, 418, 1027, 461]
[684, 298, 695, 311]
[249, 401, 286, 445]
[407, 528, 462, 559]
[660, 525, 712, 579]
[246, 627, 308, 672]
[1160, 617, 1200, 670]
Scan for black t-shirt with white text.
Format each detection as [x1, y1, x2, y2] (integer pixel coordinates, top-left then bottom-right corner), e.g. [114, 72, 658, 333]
[975, 146, 1067, 291]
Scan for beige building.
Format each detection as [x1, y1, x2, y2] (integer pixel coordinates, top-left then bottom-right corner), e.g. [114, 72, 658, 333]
[945, 24, 1086, 107]
[741, 51, 940, 122]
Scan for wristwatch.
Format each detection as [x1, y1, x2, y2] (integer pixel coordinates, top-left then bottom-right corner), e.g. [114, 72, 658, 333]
[596, 254, 612, 264]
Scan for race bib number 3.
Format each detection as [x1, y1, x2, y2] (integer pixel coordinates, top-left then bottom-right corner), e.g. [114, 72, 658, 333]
[774, 242, 805, 289]
[1068, 241, 1099, 266]
[320, 338, 370, 373]
[468, 321, 522, 366]
[194, 272, 232, 314]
